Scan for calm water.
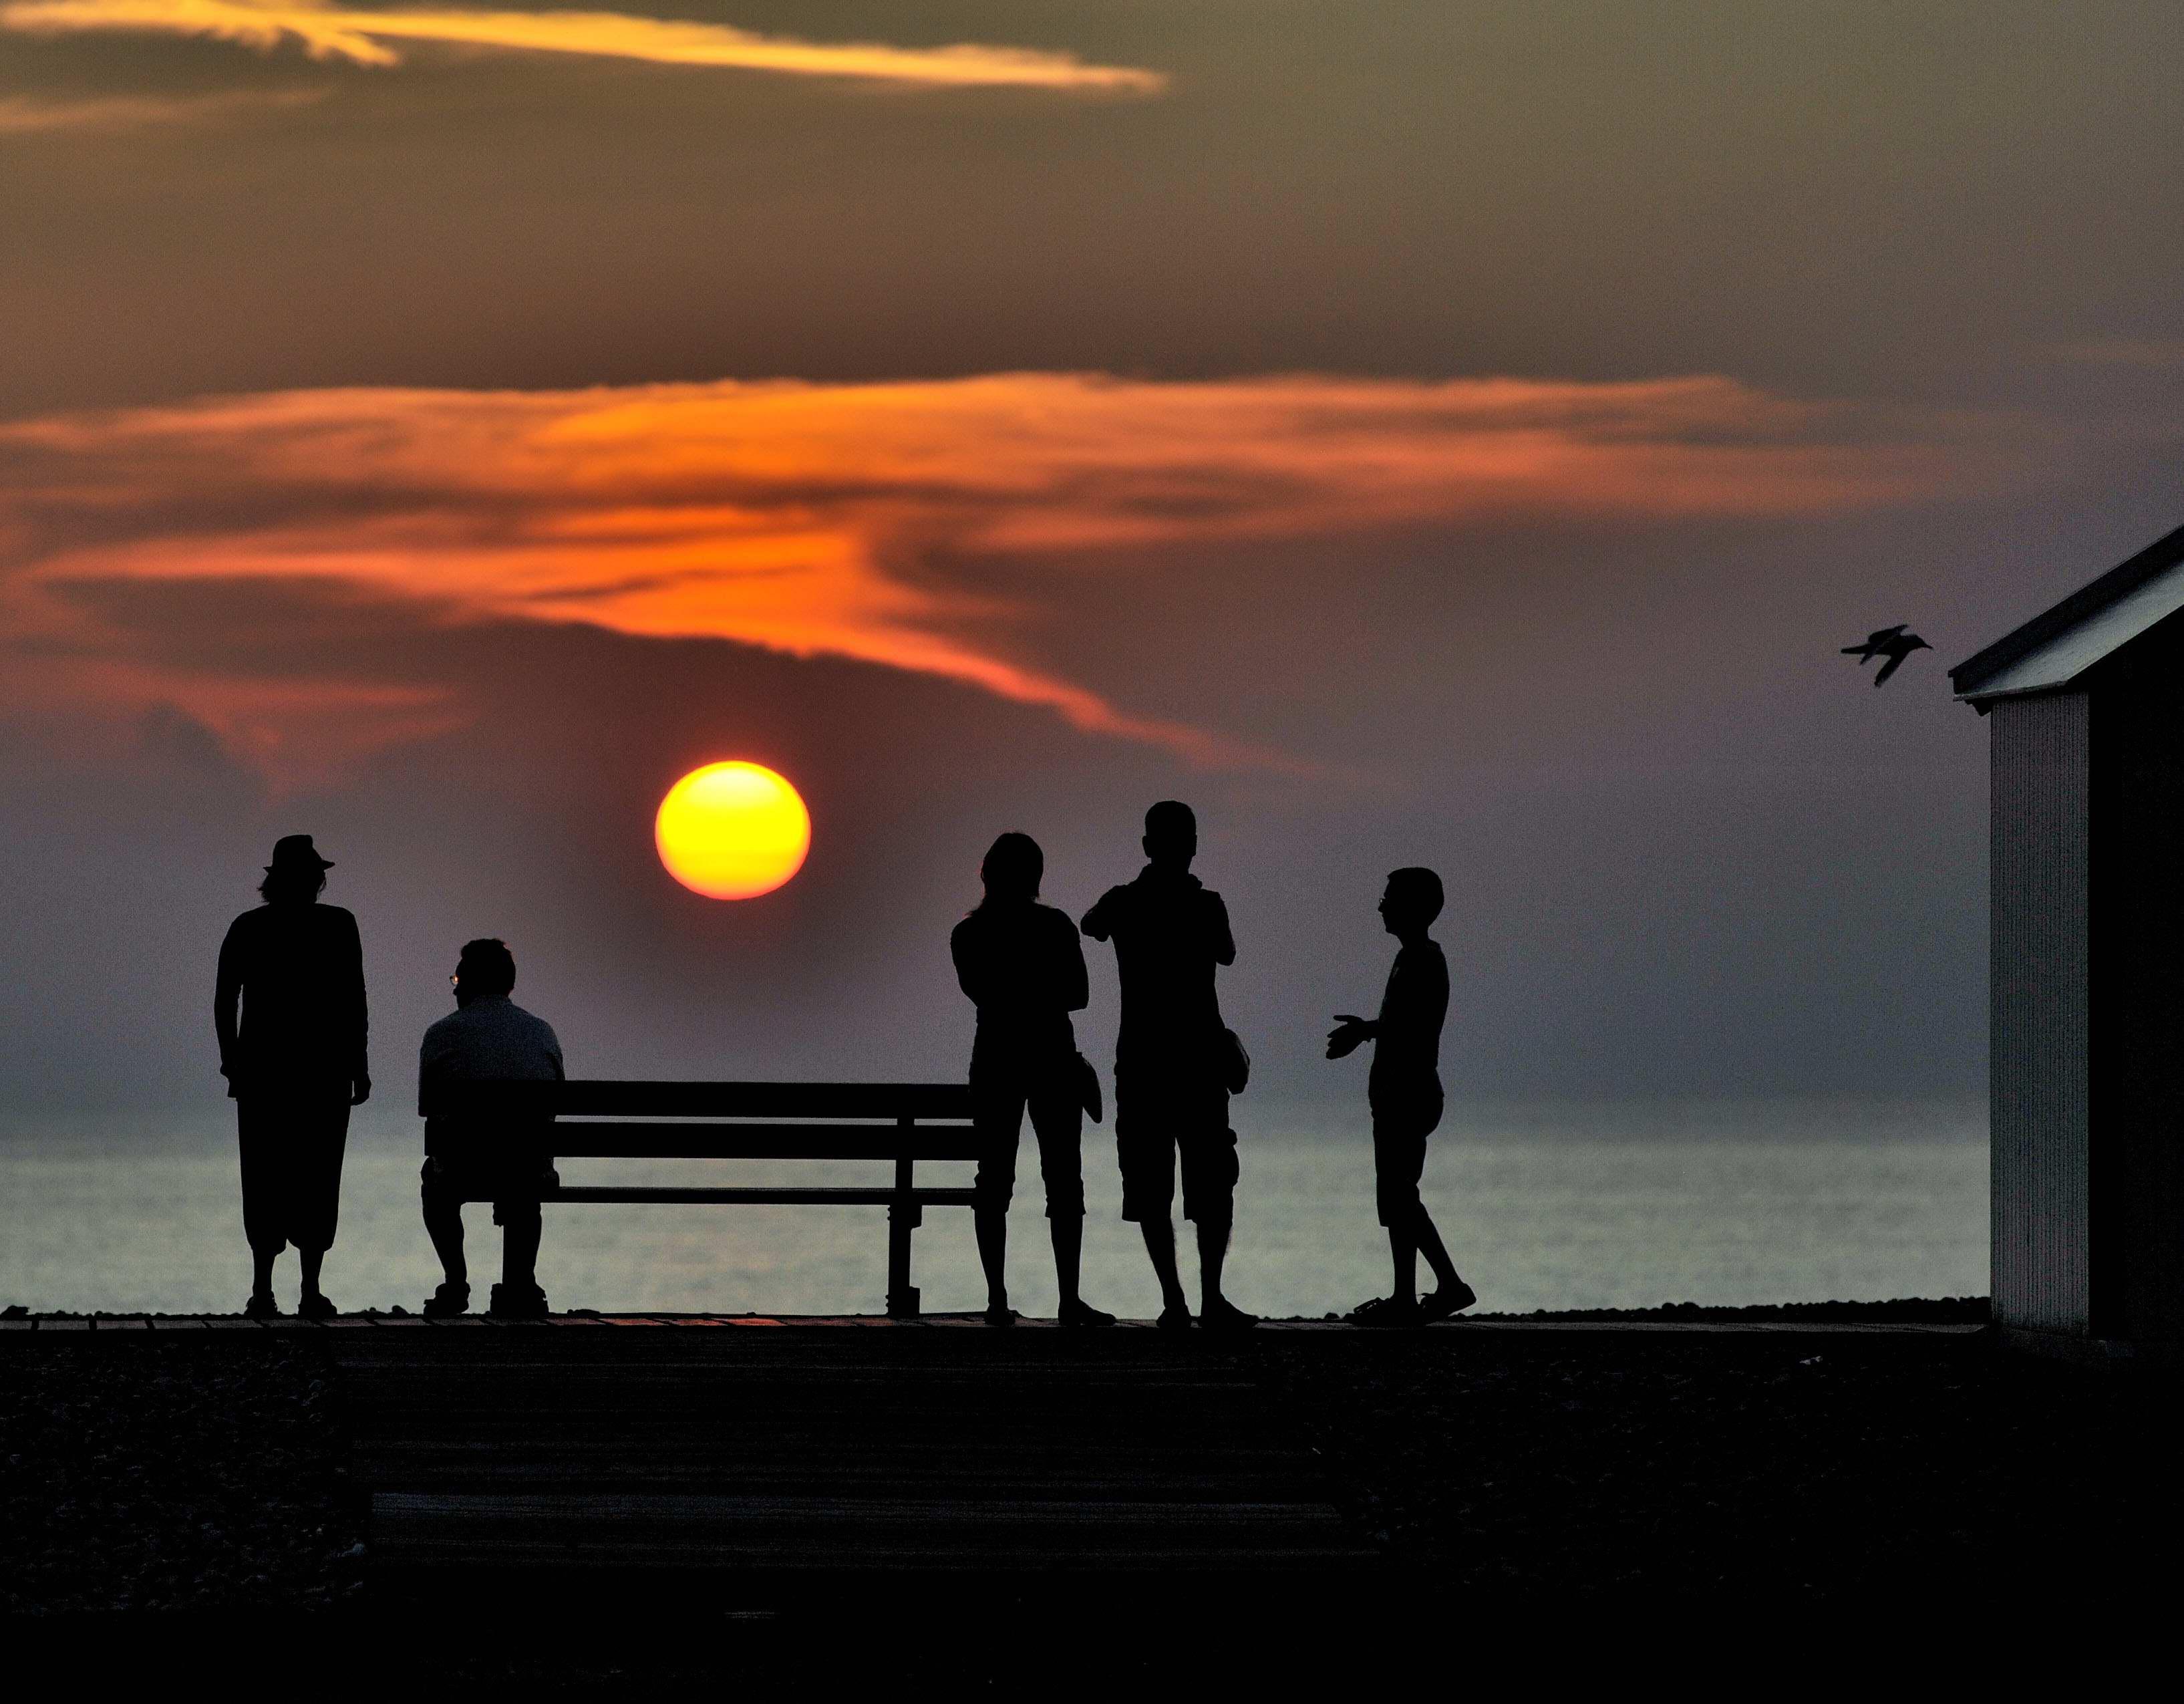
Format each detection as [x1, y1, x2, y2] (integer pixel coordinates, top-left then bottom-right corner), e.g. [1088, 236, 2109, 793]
[0, 1099, 1986, 1318]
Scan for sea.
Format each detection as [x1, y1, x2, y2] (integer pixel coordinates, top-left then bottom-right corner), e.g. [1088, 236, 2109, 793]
[0, 1098, 1986, 1318]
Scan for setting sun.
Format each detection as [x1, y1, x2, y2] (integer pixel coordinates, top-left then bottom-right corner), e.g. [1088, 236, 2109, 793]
[654, 761, 811, 900]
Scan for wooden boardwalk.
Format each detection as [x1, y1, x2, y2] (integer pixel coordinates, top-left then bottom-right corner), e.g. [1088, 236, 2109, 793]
[0, 1312, 1988, 1616]
[332, 1323, 1374, 1594]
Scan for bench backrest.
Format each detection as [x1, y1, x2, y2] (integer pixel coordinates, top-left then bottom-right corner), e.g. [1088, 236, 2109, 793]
[426, 1079, 981, 1161]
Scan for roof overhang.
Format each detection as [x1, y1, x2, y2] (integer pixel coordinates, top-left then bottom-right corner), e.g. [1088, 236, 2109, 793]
[1952, 519, 2184, 707]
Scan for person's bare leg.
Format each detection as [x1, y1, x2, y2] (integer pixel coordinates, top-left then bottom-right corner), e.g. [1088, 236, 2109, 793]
[502, 1212, 542, 1292]
[1049, 1214, 1082, 1310]
[1197, 1216, 1231, 1312]
[974, 1207, 1009, 1314]
[424, 1197, 467, 1288]
[1413, 1211, 1460, 1293]
[299, 1247, 325, 1299]
[250, 1248, 277, 1299]
[1388, 1227, 1418, 1306]
[1140, 1218, 1189, 1314]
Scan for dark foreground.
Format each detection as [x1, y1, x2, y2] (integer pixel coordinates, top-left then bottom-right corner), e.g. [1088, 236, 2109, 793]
[2, 1313, 2173, 1684]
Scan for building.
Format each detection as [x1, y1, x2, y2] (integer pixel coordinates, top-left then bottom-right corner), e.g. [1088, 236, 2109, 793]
[1952, 520, 2184, 1356]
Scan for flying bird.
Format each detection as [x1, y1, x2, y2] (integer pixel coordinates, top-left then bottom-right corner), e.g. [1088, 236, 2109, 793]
[1841, 624, 1931, 686]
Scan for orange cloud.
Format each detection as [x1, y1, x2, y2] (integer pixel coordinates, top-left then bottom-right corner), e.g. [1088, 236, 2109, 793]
[0, 370, 1995, 781]
[0, 0, 1168, 90]
[0, 86, 326, 132]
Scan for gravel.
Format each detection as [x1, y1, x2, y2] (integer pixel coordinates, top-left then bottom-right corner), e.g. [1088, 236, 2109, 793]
[0, 1338, 363, 1615]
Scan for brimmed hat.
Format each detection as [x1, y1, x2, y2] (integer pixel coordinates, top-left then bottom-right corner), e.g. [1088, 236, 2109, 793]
[265, 833, 335, 873]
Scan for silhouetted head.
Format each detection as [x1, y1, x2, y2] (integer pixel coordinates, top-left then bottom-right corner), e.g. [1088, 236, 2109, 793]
[1142, 800, 1197, 870]
[978, 831, 1044, 907]
[259, 833, 333, 905]
[452, 937, 516, 1006]
[1380, 867, 1444, 938]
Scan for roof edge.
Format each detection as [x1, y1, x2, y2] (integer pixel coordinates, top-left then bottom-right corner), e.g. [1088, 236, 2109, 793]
[1949, 517, 2184, 698]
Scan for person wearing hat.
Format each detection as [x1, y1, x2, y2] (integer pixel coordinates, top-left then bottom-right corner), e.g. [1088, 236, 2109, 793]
[213, 834, 370, 1318]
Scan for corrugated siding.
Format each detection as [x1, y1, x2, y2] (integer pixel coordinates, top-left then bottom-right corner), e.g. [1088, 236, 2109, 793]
[1990, 694, 2092, 1332]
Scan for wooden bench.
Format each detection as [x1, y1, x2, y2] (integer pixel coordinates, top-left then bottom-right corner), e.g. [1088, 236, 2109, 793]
[427, 1080, 980, 1317]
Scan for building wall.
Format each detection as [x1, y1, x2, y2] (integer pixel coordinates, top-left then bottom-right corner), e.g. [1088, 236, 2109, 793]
[1990, 692, 2091, 1333]
[2086, 640, 2184, 1339]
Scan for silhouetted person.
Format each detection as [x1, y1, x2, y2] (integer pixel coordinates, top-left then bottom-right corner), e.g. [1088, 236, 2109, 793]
[417, 938, 564, 1319]
[1327, 867, 1474, 1325]
[1082, 801, 1255, 1331]
[951, 832, 1115, 1327]
[213, 834, 369, 1319]
[1841, 624, 1931, 685]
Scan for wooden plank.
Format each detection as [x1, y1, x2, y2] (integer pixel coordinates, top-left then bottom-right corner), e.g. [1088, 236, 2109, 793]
[595, 1316, 669, 1326]
[546, 1185, 977, 1208]
[431, 1079, 973, 1121]
[39, 1318, 92, 1332]
[319, 1314, 385, 1328]
[370, 1491, 1367, 1570]
[94, 1316, 153, 1331]
[544, 1123, 982, 1161]
[0, 1319, 35, 1332]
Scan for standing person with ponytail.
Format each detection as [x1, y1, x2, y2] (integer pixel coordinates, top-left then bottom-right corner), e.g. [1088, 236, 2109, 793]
[951, 832, 1114, 1327]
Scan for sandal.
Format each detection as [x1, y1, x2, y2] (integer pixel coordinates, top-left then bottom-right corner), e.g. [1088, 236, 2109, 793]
[298, 1292, 337, 1321]
[1156, 1305, 1195, 1331]
[243, 1292, 281, 1320]
[1059, 1300, 1118, 1328]
[982, 1304, 1019, 1327]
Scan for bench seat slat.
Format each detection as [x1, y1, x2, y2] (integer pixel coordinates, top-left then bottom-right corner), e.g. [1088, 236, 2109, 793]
[537, 1186, 979, 1208]
[428, 1080, 973, 1120]
[546, 1123, 982, 1161]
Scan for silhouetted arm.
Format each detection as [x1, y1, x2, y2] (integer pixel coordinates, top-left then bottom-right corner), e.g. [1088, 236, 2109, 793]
[418, 1022, 451, 1119]
[1376, 948, 1448, 1065]
[1080, 888, 1119, 944]
[1058, 913, 1090, 1013]
[213, 917, 245, 1094]
[341, 910, 371, 1105]
[1208, 893, 1236, 967]
[949, 919, 989, 1008]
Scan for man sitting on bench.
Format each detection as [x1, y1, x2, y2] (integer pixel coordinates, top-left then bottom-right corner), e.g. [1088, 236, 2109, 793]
[418, 937, 565, 1319]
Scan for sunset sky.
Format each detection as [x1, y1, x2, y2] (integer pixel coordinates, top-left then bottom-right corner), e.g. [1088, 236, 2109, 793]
[4, 1, 2182, 1115]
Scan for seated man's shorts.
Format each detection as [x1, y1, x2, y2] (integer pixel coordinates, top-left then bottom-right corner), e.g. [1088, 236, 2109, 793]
[969, 1060, 1085, 1219]
[420, 1148, 558, 1228]
[1114, 1060, 1236, 1225]
[1370, 1087, 1444, 1228]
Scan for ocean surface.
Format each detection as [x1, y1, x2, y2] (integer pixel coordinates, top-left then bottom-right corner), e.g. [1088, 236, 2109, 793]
[0, 1098, 1986, 1318]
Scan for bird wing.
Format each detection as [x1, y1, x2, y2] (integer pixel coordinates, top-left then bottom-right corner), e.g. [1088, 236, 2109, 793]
[1867, 624, 1907, 644]
[1873, 650, 1906, 685]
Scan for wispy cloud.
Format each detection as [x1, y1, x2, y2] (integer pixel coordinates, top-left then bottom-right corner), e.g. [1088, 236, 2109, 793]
[0, 86, 325, 132]
[0, 370, 1996, 777]
[0, 0, 1168, 90]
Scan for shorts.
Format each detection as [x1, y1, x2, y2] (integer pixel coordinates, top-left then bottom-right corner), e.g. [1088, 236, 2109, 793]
[1370, 1087, 1444, 1228]
[969, 1060, 1085, 1218]
[420, 1150, 559, 1227]
[1114, 1056, 1236, 1224]
[237, 1090, 351, 1255]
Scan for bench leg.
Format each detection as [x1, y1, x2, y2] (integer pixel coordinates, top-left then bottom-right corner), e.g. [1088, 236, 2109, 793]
[886, 1199, 922, 1318]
